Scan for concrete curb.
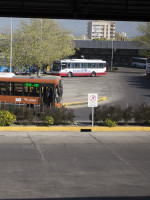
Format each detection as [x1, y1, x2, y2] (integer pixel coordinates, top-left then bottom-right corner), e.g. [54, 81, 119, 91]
[63, 96, 107, 107]
[0, 126, 150, 132]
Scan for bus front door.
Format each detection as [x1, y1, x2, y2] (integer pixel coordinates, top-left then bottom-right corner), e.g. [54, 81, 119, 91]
[40, 84, 54, 107]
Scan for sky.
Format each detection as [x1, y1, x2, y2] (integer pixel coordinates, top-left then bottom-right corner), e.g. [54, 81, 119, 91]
[0, 17, 143, 38]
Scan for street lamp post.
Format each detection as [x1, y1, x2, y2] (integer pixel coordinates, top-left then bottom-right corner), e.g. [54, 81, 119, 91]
[10, 17, 12, 73]
[40, 18, 42, 41]
[111, 38, 113, 70]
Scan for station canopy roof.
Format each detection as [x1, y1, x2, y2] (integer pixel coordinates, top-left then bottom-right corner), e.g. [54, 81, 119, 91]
[0, 0, 150, 21]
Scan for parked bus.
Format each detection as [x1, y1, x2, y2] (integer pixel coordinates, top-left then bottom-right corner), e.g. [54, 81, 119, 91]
[131, 57, 147, 69]
[0, 66, 10, 72]
[146, 57, 150, 77]
[0, 73, 63, 108]
[51, 59, 107, 77]
[12, 66, 37, 75]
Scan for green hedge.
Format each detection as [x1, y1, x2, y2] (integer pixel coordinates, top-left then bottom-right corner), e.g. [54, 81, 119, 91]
[89, 103, 150, 126]
[0, 104, 74, 126]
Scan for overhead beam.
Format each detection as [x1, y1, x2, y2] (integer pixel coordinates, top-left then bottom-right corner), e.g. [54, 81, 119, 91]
[0, 0, 149, 21]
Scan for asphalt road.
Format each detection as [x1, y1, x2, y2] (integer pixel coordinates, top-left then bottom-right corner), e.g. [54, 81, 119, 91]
[0, 131, 150, 199]
[62, 67, 150, 123]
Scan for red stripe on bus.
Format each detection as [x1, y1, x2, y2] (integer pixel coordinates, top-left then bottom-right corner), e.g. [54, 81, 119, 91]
[53, 72, 107, 77]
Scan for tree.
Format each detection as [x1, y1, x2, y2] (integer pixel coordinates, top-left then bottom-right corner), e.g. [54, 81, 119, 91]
[1, 19, 75, 75]
[134, 22, 150, 57]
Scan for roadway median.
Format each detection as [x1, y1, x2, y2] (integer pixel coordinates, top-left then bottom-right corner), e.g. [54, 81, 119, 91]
[63, 96, 107, 107]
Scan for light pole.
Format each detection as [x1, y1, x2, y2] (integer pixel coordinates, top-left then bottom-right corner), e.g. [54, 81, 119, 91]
[111, 38, 113, 70]
[10, 17, 12, 73]
[40, 18, 42, 41]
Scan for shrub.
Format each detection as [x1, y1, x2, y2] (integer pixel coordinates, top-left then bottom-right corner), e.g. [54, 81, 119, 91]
[107, 105, 123, 123]
[12, 106, 24, 124]
[133, 103, 150, 124]
[0, 110, 16, 126]
[113, 67, 118, 71]
[89, 105, 122, 124]
[97, 105, 109, 122]
[41, 106, 74, 125]
[12, 106, 35, 125]
[89, 105, 109, 123]
[23, 108, 35, 125]
[103, 118, 117, 127]
[44, 116, 54, 125]
[122, 106, 133, 125]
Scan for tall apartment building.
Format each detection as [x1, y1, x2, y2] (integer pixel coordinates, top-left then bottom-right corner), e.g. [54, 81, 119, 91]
[88, 20, 115, 40]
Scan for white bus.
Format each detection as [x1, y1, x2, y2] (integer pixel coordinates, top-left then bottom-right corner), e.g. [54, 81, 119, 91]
[146, 57, 150, 77]
[51, 59, 107, 77]
[131, 57, 147, 69]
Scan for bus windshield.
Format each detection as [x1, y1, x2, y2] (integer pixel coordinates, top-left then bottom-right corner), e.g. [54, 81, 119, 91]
[53, 62, 61, 71]
[147, 58, 150, 63]
[146, 57, 150, 77]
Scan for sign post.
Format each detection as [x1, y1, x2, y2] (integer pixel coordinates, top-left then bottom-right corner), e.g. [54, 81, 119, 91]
[88, 93, 98, 126]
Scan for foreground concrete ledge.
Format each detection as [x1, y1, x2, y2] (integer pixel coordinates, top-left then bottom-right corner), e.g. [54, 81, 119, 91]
[0, 126, 150, 132]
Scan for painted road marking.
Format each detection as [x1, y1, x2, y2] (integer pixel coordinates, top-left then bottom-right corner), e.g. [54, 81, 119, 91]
[63, 96, 107, 107]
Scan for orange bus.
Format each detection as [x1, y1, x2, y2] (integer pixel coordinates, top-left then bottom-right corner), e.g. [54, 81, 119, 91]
[0, 73, 63, 108]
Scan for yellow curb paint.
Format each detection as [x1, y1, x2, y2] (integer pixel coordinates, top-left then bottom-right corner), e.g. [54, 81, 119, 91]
[92, 126, 150, 132]
[63, 96, 107, 107]
[0, 126, 150, 132]
[98, 96, 107, 102]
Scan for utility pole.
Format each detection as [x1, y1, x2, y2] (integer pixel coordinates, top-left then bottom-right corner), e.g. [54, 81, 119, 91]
[111, 38, 113, 70]
[10, 17, 12, 73]
[40, 18, 42, 41]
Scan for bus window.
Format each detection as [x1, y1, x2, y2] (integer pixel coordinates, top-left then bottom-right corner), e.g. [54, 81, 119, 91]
[81, 63, 85, 68]
[62, 62, 67, 69]
[24, 83, 40, 97]
[13, 83, 23, 96]
[75, 63, 79, 68]
[53, 62, 61, 71]
[67, 63, 70, 68]
[55, 87, 59, 103]
[71, 63, 75, 68]
[88, 63, 91, 68]
[59, 80, 62, 87]
[59, 87, 63, 103]
[91, 63, 95, 68]
[0, 82, 8, 95]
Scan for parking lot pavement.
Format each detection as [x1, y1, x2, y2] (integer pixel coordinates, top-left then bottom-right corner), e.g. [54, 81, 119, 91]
[0, 131, 150, 199]
[62, 67, 150, 122]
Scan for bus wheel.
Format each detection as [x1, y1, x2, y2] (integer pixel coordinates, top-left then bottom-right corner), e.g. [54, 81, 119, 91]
[68, 72, 72, 77]
[91, 72, 96, 77]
